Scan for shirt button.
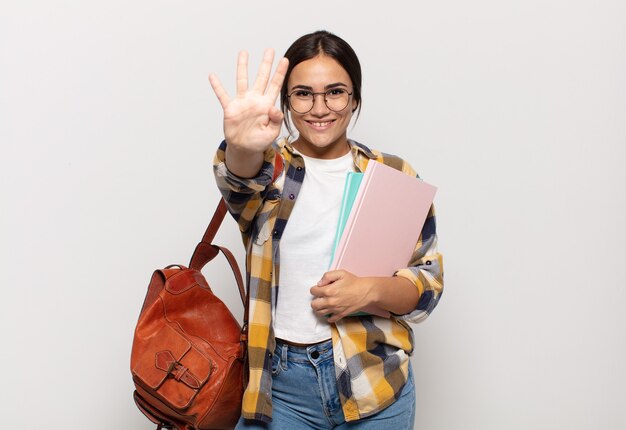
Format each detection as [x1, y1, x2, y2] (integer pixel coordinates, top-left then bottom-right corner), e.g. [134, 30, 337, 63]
[289, 193, 295, 200]
[311, 351, 320, 359]
[426, 260, 432, 265]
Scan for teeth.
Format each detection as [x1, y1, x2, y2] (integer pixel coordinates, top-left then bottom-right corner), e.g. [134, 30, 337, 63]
[310, 121, 332, 127]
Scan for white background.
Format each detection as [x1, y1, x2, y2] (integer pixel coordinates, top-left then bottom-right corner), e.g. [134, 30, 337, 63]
[1, 1, 625, 429]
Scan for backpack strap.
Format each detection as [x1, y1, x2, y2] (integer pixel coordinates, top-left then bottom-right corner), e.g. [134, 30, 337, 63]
[188, 150, 284, 301]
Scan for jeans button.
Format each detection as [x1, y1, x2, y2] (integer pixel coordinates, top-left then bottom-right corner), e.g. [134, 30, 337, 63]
[311, 351, 320, 359]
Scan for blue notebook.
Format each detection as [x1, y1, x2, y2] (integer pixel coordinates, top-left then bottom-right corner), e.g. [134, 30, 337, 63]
[329, 172, 363, 268]
[329, 172, 373, 317]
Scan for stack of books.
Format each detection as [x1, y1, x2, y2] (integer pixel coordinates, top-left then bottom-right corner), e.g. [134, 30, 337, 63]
[329, 161, 437, 317]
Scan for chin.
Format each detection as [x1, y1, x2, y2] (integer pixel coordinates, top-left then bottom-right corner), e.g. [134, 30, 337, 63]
[294, 134, 348, 158]
[301, 131, 339, 146]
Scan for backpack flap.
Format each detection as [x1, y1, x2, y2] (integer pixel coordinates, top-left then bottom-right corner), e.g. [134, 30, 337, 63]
[163, 269, 208, 294]
[132, 324, 213, 410]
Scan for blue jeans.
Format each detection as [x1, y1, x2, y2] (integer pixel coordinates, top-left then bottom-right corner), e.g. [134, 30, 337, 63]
[236, 339, 416, 429]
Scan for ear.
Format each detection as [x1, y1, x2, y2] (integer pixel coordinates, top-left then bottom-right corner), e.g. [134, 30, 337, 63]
[351, 98, 358, 113]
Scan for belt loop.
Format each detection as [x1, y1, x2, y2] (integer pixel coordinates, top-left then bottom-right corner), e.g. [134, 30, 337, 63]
[281, 342, 288, 371]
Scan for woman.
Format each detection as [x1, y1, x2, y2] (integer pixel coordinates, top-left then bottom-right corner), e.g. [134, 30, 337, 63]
[209, 30, 443, 429]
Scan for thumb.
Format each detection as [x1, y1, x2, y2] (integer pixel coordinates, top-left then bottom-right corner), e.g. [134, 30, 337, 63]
[268, 106, 284, 126]
[317, 270, 344, 287]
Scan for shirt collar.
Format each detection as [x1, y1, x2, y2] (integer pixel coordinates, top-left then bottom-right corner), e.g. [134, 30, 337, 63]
[278, 137, 377, 160]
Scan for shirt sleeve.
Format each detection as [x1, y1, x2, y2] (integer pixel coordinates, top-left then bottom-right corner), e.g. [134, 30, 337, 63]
[212, 140, 278, 237]
[394, 203, 444, 323]
[392, 160, 444, 323]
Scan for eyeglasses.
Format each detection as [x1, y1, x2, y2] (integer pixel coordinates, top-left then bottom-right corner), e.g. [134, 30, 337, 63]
[287, 88, 353, 114]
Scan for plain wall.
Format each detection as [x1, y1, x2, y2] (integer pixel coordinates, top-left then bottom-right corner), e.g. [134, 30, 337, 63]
[1, 0, 625, 428]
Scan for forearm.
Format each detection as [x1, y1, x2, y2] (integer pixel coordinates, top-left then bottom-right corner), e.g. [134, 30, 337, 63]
[368, 275, 420, 315]
[213, 141, 278, 236]
[225, 143, 265, 179]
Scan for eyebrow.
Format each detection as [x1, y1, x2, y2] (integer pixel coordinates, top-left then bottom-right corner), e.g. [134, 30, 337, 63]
[290, 82, 349, 91]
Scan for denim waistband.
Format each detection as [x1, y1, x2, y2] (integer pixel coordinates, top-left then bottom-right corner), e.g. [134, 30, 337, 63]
[274, 337, 333, 364]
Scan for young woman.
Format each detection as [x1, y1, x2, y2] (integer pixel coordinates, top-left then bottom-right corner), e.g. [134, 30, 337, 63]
[209, 30, 443, 429]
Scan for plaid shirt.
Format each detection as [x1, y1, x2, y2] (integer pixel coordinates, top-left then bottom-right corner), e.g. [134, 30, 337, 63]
[213, 138, 443, 423]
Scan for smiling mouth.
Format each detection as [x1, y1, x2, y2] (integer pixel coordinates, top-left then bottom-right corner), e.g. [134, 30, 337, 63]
[306, 120, 335, 128]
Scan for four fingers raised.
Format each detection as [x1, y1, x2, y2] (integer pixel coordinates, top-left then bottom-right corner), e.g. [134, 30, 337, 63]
[209, 48, 288, 107]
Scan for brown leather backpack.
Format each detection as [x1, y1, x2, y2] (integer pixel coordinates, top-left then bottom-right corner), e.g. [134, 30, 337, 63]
[130, 198, 248, 430]
[131, 154, 282, 429]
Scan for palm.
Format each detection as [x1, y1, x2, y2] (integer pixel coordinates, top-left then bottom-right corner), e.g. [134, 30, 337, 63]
[222, 91, 281, 152]
[210, 50, 289, 153]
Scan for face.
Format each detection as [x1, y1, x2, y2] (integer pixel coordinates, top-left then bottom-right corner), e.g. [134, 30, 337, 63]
[287, 55, 357, 159]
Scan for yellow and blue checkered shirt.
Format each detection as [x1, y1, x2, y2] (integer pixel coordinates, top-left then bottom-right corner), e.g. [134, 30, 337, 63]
[213, 138, 443, 423]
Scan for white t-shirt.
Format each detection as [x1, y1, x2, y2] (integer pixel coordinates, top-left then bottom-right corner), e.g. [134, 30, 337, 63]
[273, 150, 354, 344]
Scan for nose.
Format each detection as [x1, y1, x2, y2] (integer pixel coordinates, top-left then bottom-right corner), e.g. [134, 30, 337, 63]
[310, 93, 330, 116]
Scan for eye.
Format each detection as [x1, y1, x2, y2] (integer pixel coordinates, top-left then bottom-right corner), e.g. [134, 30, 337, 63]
[291, 90, 312, 98]
[326, 88, 347, 97]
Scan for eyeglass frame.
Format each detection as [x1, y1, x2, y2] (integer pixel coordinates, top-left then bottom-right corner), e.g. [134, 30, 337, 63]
[286, 88, 354, 114]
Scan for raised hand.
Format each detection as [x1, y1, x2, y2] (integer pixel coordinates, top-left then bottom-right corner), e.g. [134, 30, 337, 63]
[209, 49, 289, 157]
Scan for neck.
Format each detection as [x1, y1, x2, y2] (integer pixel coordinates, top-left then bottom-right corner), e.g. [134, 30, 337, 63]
[292, 137, 351, 160]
